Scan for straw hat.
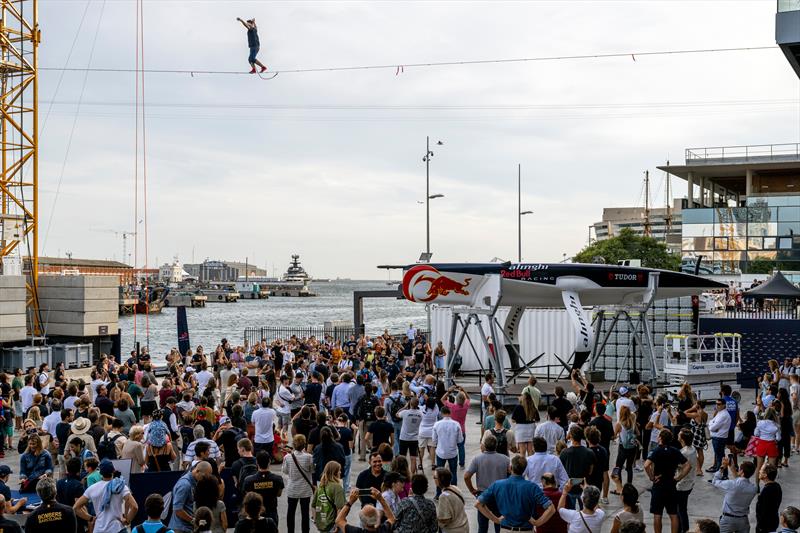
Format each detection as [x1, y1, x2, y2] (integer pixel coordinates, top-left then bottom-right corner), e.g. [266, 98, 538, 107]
[71, 417, 91, 435]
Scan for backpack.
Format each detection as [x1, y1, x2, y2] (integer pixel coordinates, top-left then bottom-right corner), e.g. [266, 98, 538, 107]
[237, 460, 259, 491]
[620, 425, 637, 449]
[313, 485, 337, 532]
[358, 395, 380, 422]
[489, 428, 509, 456]
[148, 421, 170, 448]
[387, 394, 405, 423]
[97, 434, 122, 460]
[160, 489, 175, 524]
[227, 426, 247, 446]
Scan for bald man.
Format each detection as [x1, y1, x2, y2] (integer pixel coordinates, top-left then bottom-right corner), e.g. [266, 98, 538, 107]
[0, 495, 23, 533]
[169, 461, 212, 533]
[335, 487, 394, 532]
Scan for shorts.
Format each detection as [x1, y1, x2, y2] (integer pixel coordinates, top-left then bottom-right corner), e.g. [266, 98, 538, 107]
[792, 408, 800, 426]
[399, 439, 419, 456]
[5, 425, 12, 437]
[254, 441, 273, 457]
[650, 484, 678, 515]
[418, 436, 434, 449]
[753, 438, 780, 458]
[248, 46, 259, 64]
[277, 412, 291, 429]
[435, 356, 445, 369]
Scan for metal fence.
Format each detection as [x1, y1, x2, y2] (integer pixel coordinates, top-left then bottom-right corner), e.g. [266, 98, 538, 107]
[243, 326, 430, 347]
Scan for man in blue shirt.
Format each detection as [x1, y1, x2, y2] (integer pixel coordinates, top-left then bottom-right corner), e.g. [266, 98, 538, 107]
[476, 454, 555, 530]
[168, 461, 212, 533]
[135, 493, 175, 533]
[720, 384, 741, 460]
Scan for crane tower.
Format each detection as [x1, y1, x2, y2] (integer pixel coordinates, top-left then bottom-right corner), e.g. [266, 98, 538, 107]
[0, 0, 40, 334]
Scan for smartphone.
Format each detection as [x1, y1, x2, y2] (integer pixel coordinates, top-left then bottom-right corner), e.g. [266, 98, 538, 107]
[570, 478, 583, 487]
[358, 488, 373, 497]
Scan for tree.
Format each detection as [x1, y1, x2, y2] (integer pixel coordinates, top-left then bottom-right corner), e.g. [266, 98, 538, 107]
[573, 228, 681, 271]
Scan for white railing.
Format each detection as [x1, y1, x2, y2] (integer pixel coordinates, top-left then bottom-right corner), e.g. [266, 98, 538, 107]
[685, 143, 800, 163]
[662, 333, 741, 375]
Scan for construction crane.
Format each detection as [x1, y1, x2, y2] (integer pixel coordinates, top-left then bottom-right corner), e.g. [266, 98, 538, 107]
[0, 0, 40, 335]
[89, 228, 135, 265]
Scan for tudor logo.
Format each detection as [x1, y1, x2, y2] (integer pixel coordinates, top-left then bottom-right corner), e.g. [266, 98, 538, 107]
[402, 265, 472, 303]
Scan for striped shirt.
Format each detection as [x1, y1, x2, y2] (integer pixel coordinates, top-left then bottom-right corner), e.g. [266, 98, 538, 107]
[281, 451, 315, 499]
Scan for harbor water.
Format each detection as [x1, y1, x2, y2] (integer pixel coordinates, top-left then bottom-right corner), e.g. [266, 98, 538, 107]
[120, 280, 426, 365]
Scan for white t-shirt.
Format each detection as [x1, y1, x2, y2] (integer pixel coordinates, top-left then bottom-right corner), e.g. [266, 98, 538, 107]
[196, 370, 213, 393]
[558, 508, 605, 533]
[84, 478, 132, 533]
[275, 385, 294, 415]
[615, 397, 636, 416]
[649, 409, 671, 443]
[38, 373, 50, 396]
[481, 383, 494, 399]
[418, 405, 440, 439]
[398, 409, 423, 441]
[19, 385, 37, 412]
[251, 407, 276, 444]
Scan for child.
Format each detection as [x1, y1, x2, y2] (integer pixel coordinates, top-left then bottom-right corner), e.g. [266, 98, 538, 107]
[83, 457, 101, 487]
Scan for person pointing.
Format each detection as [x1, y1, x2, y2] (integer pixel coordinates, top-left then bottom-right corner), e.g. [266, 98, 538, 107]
[236, 17, 267, 74]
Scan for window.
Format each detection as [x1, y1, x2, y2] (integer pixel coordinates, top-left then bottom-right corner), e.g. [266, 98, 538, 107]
[747, 237, 763, 250]
[778, 222, 800, 236]
[682, 209, 714, 224]
[779, 206, 800, 221]
[764, 237, 777, 250]
[714, 237, 729, 250]
[779, 237, 793, 249]
[683, 224, 714, 237]
[730, 237, 747, 250]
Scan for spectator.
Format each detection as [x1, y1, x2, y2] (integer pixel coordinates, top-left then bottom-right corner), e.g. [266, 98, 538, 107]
[476, 454, 556, 531]
[585, 426, 610, 504]
[441, 387, 470, 468]
[365, 406, 394, 455]
[194, 474, 227, 533]
[756, 463, 781, 533]
[375, 471, 404, 519]
[707, 399, 731, 473]
[169, 461, 212, 533]
[0, 495, 21, 533]
[394, 474, 438, 533]
[56, 457, 84, 511]
[282, 434, 315, 533]
[434, 468, 468, 533]
[312, 461, 346, 533]
[693, 519, 720, 533]
[251, 396, 277, 456]
[355, 383, 379, 461]
[644, 429, 691, 533]
[537, 473, 567, 533]
[183, 425, 222, 468]
[524, 437, 568, 489]
[432, 405, 463, 492]
[535, 407, 566, 454]
[676, 429, 697, 533]
[464, 433, 510, 533]
[396, 396, 423, 472]
[557, 483, 605, 533]
[610, 484, 643, 533]
[711, 458, 757, 533]
[19, 434, 53, 492]
[754, 408, 782, 489]
[121, 425, 147, 474]
[74, 460, 138, 533]
[559, 425, 596, 507]
[417, 396, 439, 469]
[484, 409, 511, 456]
[353, 451, 386, 506]
[620, 522, 647, 533]
[134, 494, 176, 533]
[334, 414, 355, 494]
[334, 488, 394, 533]
[242, 451, 283, 526]
[25, 477, 76, 533]
[776, 506, 800, 533]
[234, 493, 277, 533]
[193, 506, 214, 533]
[384, 382, 405, 456]
[313, 427, 346, 484]
[512, 391, 538, 457]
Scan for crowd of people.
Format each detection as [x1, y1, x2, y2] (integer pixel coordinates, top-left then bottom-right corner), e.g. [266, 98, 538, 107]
[0, 329, 798, 533]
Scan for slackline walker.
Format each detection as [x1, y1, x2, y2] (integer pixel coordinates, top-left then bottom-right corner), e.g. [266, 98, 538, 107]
[236, 17, 268, 74]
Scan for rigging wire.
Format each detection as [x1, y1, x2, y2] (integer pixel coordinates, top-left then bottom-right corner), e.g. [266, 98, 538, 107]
[133, 0, 140, 346]
[140, 0, 151, 347]
[39, 45, 778, 77]
[41, 0, 107, 255]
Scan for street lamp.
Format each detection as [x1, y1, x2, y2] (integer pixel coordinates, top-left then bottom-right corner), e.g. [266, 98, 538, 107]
[422, 137, 444, 259]
[518, 164, 533, 262]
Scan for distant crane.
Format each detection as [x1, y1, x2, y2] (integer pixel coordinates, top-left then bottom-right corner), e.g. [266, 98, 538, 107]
[90, 228, 135, 265]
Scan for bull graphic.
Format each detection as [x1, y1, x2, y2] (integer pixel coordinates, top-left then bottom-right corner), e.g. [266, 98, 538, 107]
[423, 275, 472, 297]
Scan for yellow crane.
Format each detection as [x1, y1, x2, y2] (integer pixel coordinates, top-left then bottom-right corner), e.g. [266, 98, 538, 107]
[0, 0, 40, 335]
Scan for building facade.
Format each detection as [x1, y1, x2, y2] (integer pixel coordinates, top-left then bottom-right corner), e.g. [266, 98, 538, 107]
[660, 144, 800, 274]
[592, 201, 683, 254]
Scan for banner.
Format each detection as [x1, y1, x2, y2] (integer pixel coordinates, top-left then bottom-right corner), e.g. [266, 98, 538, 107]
[177, 306, 190, 356]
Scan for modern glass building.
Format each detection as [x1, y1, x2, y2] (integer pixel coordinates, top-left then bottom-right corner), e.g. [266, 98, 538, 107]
[659, 144, 800, 274]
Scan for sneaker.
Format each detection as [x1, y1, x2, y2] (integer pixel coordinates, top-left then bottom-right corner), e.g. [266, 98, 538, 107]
[249, 67, 257, 74]
[260, 66, 268, 73]
[705, 467, 718, 473]
[634, 465, 644, 472]
[600, 498, 609, 505]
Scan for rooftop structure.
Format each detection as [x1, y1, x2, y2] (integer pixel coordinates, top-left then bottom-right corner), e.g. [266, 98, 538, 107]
[659, 143, 800, 274]
[777, 0, 800, 78]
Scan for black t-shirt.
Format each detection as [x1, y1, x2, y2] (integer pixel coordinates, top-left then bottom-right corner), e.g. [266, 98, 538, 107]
[0, 480, 10, 500]
[55, 475, 84, 507]
[231, 456, 257, 486]
[303, 383, 322, 407]
[355, 469, 385, 506]
[367, 420, 394, 449]
[589, 416, 614, 452]
[242, 471, 284, 510]
[647, 445, 687, 487]
[756, 481, 782, 532]
[587, 445, 609, 489]
[24, 502, 77, 533]
[551, 397, 573, 427]
[293, 418, 317, 440]
[0, 516, 22, 533]
[216, 428, 244, 465]
[234, 517, 277, 533]
[337, 426, 354, 457]
[559, 445, 597, 494]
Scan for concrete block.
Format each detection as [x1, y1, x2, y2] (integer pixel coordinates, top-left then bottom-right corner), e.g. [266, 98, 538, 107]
[0, 314, 25, 328]
[0, 275, 25, 288]
[0, 301, 26, 314]
[44, 322, 118, 337]
[42, 310, 118, 324]
[37, 287, 118, 300]
[0, 288, 26, 301]
[38, 275, 119, 288]
[39, 298, 118, 312]
[0, 327, 26, 342]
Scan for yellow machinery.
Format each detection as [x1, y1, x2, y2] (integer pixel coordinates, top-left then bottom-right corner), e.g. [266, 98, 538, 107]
[0, 0, 40, 335]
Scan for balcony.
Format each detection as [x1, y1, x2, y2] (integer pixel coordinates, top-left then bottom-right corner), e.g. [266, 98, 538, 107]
[685, 143, 800, 165]
[777, 1, 800, 78]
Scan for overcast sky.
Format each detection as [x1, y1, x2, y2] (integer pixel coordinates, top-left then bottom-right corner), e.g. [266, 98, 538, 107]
[36, 0, 799, 279]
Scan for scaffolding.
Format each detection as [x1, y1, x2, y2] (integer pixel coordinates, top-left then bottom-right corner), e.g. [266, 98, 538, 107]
[0, 0, 40, 335]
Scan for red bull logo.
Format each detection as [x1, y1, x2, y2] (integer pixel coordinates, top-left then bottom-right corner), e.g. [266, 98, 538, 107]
[402, 265, 472, 303]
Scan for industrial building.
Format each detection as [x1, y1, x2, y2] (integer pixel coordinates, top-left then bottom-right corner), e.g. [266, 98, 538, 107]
[591, 200, 683, 254]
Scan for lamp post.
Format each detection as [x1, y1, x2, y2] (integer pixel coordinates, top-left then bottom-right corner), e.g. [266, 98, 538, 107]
[422, 136, 444, 259]
[518, 164, 533, 262]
